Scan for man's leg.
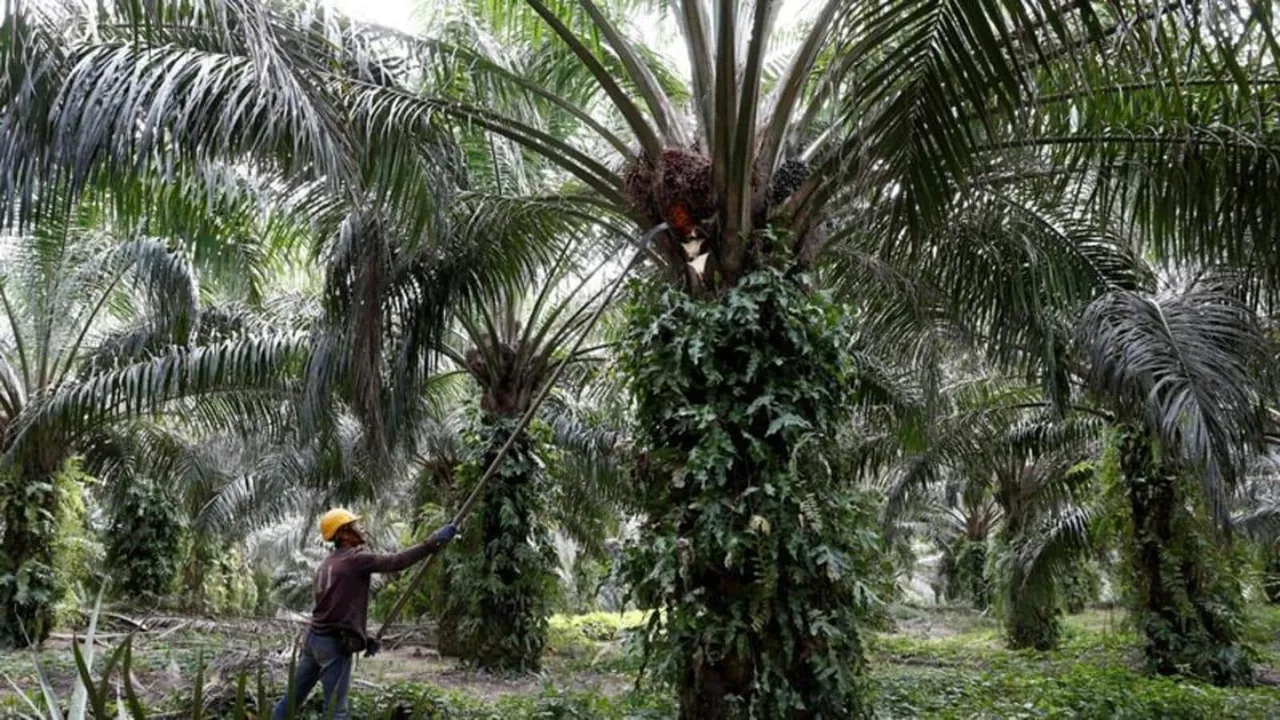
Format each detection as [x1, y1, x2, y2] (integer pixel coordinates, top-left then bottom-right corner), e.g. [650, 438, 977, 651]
[316, 648, 354, 720]
[271, 633, 323, 720]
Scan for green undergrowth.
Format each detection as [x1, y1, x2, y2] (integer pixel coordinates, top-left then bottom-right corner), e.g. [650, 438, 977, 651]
[872, 606, 1280, 718]
[544, 610, 648, 671]
[6, 607, 1280, 718]
[276, 682, 675, 720]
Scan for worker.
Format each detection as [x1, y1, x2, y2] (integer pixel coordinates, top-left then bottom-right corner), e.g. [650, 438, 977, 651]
[270, 508, 458, 720]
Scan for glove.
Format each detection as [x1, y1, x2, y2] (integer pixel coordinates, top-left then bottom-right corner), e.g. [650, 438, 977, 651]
[429, 523, 458, 545]
[364, 638, 381, 657]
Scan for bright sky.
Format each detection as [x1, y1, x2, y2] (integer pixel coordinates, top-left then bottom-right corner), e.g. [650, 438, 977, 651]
[329, 0, 819, 30]
[329, 0, 414, 27]
[327, 0, 823, 81]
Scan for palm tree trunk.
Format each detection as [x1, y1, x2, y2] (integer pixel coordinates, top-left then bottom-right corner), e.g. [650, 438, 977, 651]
[958, 540, 990, 610]
[438, 412, 555, 672]
[997, 475, 1060, 651]
[0, 455, 63, 648]
[1263, 547, 1280, 605]
[1004, 560, 1060, 651]
[622, 269, 873, 718]
[1118, 428, 1252, 686]
[1001, 524, 1061, 650]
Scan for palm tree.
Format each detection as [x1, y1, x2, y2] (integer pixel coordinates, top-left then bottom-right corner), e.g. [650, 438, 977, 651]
[883, 372, 1101, 649]
[1230, 455, 1280, 603]
[922, 485, 1002, 610]
[1075, 274, 1275, 685]
[420, 255, 623, 671]
[409, 4, 1280, 710]
[0, 209, 303, 645]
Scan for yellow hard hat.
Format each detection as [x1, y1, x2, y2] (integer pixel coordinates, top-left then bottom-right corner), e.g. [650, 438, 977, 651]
[319, 508, 361, 542]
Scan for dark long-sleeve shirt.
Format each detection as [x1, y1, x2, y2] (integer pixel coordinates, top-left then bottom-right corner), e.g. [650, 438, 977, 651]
[309, 539, 441, 641]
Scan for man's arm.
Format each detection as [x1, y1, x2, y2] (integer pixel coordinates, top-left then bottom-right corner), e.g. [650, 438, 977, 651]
[354, 524, 458, 574]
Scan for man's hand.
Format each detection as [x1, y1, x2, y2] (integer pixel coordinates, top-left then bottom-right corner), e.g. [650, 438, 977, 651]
[429, 523, 458, 545]
[365, 638, 381, 657]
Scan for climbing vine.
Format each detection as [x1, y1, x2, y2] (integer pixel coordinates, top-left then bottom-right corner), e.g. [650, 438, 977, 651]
[52, 460, 102, 625]
[436, 414, 559, 673]
[105, 478, 182, 599]
[942, 540, 991, 609]
[1116, 427, 1254, 686]
[0, 467, 60, 647]
[620, 266, 883, 718]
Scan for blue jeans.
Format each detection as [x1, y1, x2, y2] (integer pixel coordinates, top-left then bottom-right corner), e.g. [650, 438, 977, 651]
[270, 630, 353, 720]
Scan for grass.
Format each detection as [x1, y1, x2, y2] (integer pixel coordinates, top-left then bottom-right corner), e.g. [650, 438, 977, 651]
[4, 606, 1280, 717]
[873, 606, 1280, 718]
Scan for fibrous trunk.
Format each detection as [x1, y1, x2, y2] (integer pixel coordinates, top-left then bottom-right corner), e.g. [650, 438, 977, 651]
[1263, 548, 1280, 604]
[1118, 427, 1252, 686]
[1001, 533, 1061, 651]
[948, 540, 990, 610]
[104, 479, 181, 599]
[438, 414, 556, 672]
[621, 269, 874, 719]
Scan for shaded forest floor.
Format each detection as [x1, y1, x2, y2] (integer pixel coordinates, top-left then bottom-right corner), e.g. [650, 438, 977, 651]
[5, 606, 1280, 717]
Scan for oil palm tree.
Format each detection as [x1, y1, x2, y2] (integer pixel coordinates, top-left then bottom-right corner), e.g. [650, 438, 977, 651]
[1075, 273, 1276, 685]
[0, 211, 304, 646]
[922, 486, 1002, 610]
[409, 4, 1280, 710]
[883, 372, 1101, 649]
[420, 252, 624, 671]
[1229, 454, 1280, 603]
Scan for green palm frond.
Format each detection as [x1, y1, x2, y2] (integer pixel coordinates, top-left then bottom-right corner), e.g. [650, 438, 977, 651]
[831, 183, 1152, 400]
[8, 332, 306, 457]
[0, 0, 72, 229]
[302, 191, 611, 457]
[1078, 276, 1276, 524]
[3, 0, 465, 246]
[1013, 502, 1097, 591]
[0, 219, 214, 414]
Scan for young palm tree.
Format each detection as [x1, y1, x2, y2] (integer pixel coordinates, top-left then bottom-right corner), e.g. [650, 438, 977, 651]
[1076, 274, 1275, 685]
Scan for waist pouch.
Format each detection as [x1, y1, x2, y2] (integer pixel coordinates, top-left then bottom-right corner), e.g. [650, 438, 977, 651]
[337, 629, 366, 655]
[313, 628, 366, 655]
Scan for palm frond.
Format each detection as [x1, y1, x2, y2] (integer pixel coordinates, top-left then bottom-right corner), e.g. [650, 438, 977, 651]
[8, 332, 306, 455]
[1078, 277, 1276, 524]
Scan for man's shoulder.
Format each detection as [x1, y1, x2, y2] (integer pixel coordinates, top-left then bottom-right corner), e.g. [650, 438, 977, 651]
[328, 546, 374, 569]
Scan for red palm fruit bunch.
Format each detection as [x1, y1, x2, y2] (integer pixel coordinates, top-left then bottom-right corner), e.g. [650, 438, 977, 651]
[622, 147, 714, 238]
[655, 148, 713, 230]
[666, 202, 696, 237]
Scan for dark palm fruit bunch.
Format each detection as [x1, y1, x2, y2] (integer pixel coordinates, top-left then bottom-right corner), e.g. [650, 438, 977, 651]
[623, 148, 716, 237]
[769, 158, 809, 206]
[464, 342, 518, 384]
[464, 347, 488, 381]
[622, 155, 657, 215]
[656, 148, 714, 220]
